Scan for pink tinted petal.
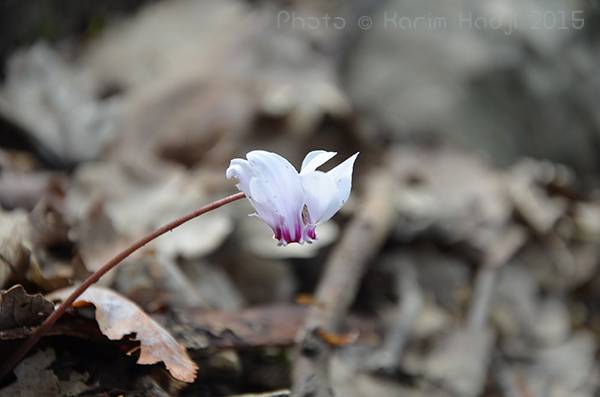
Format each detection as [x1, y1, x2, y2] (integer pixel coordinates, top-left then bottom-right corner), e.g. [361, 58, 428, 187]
[294, 220, 302, 242]
[247, 156, 305, 244]
[228, 150, 357, 246]
[274, 225, 282, 240]
[282, 227, 291, 243]
[300, 224, 318, 244]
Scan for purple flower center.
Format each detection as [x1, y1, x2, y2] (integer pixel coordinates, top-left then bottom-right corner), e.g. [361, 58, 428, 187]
[275, 220, 318, 245]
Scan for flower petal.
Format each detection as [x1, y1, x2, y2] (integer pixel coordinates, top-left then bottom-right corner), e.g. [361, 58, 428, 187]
[325, 152, 359, 212]
[300, 171, 340, 224]
[247, 177, 282, 230]
[226, 158, 253, 195]
[246, 151, 305, 242]
[246, 151, 304, 208]
[300, 150, 337, 174]
[227, 150, 358, 246]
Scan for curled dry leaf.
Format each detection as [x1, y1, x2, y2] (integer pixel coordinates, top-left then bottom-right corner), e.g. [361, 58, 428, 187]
[47, 286, 198, 383]
[0, 284, 54, 330]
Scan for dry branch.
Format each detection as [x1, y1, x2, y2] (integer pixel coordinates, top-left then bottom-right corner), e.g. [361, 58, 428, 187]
[291, 170, 397, 397]
[365, 260, 422, 375]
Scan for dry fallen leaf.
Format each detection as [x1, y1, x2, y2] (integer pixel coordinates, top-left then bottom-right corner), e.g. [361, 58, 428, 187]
[423, 327, 495, 397]
[69, 202, 130, 287]
[0, 43, 118, 165]
[0, 284, 53, 330]
[0, 348, 92, 397]
[47, 286, 198, 383]
[507, 160, 568, 234]
[0, 170, 64, 211]
[0, 208, 70, 291]
[389, 146, 511, 255]
[0, 209, 32, 288]
[65, 162, 233, 260]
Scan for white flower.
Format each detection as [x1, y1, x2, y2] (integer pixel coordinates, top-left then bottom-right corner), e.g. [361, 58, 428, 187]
[226, 150, 359, 246]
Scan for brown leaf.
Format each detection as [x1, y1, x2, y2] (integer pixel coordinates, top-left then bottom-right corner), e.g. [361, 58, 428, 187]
[168, 305, 378, 352]
[48, 286, 198, 383]
[0, 208, 71, 291]
[28, 198, 70, 250]
[71, 202, 129, 283]
[0, 285, 53, 330]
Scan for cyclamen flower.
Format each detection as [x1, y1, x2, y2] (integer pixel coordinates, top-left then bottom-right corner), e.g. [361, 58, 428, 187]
[226, 150, 358, 246]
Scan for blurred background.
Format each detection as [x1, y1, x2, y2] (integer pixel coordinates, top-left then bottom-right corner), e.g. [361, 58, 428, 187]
[1, 0, 600, 396]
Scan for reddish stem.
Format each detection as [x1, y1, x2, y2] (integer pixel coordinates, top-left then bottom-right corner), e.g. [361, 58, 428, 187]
[0, 192, 245, 381]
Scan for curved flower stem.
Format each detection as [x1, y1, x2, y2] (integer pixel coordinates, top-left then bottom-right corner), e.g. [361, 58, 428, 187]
[0, 192, 245, 381]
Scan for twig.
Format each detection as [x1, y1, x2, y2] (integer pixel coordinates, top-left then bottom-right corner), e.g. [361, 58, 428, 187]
[291, 171, 397, 397]
[422, 227, 526, 397]
[0, 192, 245, 381]
[429, 226, 526, 396]
[467, 266, 498, 330]
[366, 259, 422, 375]
[467, 225, 527, 329]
